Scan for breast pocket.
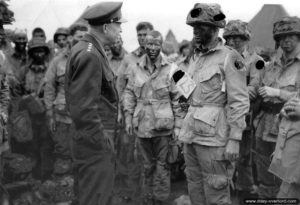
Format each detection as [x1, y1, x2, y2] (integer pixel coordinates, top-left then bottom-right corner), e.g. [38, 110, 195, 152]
[198, 68, 222, 94]
[152, 80, 170, 98]
[133, 81, 144, 98]
[193, 107, 220, 137]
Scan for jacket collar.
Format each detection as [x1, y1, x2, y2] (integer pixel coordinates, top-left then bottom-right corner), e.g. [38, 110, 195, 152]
[81, 33, 106, 58]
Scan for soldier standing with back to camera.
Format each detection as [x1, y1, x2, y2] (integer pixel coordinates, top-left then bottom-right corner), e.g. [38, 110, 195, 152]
[177, 3, 249, 205]
[65, 2, 125, 205]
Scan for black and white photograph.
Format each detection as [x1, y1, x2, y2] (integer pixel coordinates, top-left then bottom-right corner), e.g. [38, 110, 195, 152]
[1, 0, 300, 204]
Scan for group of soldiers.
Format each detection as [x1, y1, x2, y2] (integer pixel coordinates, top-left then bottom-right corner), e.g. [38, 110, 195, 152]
[0, 1, 300, 205]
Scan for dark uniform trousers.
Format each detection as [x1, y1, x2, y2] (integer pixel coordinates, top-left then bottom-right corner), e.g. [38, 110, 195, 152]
[71, 129, 115, 205]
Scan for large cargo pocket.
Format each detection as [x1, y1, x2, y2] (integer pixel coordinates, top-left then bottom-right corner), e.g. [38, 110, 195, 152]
[193, 107, 220, 137]
[152, 101, 174, 130]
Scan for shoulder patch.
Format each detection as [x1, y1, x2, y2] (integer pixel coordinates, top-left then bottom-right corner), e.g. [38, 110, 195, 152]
[86, 43, 93, 52]
[234, 60, 244, 70]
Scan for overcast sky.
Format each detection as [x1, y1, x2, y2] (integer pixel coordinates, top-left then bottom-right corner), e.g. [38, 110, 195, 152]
[6, 0, 300, 51]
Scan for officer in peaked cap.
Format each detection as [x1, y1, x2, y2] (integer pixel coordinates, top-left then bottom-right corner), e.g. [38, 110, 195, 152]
[65, 1, 126, 205]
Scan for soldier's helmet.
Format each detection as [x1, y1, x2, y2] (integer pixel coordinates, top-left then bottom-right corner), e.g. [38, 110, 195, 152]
[186, 3, 226, 28]
[53, 27, 69, 44]
[223, 20, 251, 40]
[28, 37, 50, 57]
[13, 28, 28, 43]
[273, 16, 300, 41]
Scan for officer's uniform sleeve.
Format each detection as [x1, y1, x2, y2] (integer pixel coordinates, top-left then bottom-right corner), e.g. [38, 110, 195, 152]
[44, 58, 57, 114]
[225, 51, 250, 141]
[123, 66, 137, 120]
[67, 52, 105, 137]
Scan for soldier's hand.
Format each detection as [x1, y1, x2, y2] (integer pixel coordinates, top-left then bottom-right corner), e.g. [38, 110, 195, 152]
[258, 86, 280, 98]
[117, 110, 123, 124]
[173, 127, 180, 141]
[248, 87, 257, 100]
[125, 123, 133, 135]
[224, 139, 240, 161]
[0, 113, 8, 124]
[48, 117, 56, 133]
[283, 98, 300, 118]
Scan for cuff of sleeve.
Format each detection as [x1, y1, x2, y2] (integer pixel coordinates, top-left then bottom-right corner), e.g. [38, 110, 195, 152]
[229, 126, 243, 141]
[279, 89, 295, 101]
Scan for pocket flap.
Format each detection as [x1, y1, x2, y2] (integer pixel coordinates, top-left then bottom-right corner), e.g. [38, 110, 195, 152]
[198, 66, 221, 83]
[193, 107, 220, 127]
[152, 80, 169, 90]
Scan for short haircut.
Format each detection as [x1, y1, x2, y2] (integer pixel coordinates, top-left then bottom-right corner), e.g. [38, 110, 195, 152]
[136, 22, 154, 32]
[147, 30, 163, 42]
[69, 23, 88, 36]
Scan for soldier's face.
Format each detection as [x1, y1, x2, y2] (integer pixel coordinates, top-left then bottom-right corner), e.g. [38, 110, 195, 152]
[145, 35, 162, 61]
[32, 48, 46, 62]
[110, 36, 123, 56]
[193, 25, 217, 45]
[33, 31, 46, 42]
[105, 22, 122, 44]
[137, 29, 151, 48]
[104, 45, 112, 60]
[225, 36, 247, 52]
[15, 36, 28, 52]
[56, 35, 68, 48]
[279, 34, 300, 54]
[70, 30, 86, 47]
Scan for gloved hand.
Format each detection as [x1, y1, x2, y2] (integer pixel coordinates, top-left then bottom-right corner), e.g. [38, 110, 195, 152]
[258, 86, 280, 98]
[224, 139, 240, 161]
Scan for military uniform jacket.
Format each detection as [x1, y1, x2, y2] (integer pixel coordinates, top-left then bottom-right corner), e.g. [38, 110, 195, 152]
[178, 42, 249, 146]
[123, 54, 182, 138]
[253, 51, 300, 142]
[44, 49, 72, 124]
[65, 33, 118, 144]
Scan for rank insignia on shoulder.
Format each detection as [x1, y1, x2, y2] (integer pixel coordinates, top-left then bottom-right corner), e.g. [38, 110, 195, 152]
[87, 43, 93, 52]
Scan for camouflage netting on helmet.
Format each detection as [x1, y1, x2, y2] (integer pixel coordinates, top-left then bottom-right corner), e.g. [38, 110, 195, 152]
[223, 20, 251, 40]
[186, 3, 226, 28]
[36, 176, 74, 203]
[273, 16, 300, 40]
